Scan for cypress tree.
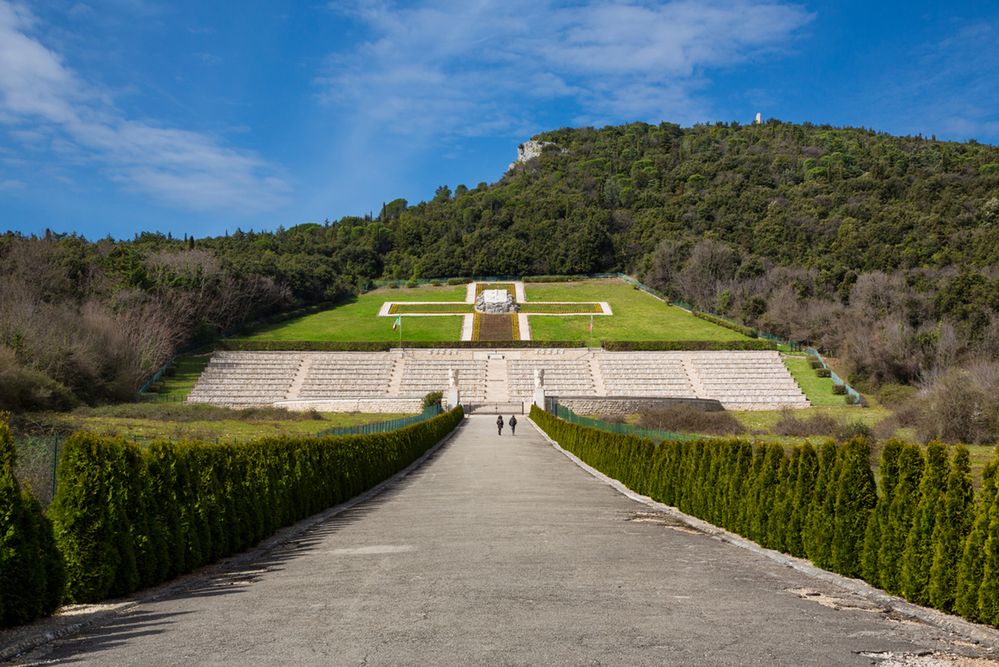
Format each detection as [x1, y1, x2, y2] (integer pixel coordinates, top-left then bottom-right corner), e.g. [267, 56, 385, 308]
[901, 442, 950, 604]
[805, 441, 839, 568]
[768, 448, 798, 553]
[860, 440, 905, 585]
[877, 444, 924, 595]
[928, 446, 973, 613]
[787, 443, 817, 558]
[750, 444, 783, 546]
[954, 459, 997, 621]
[831, 438, 878, 578]
[978, 454, 999, 625]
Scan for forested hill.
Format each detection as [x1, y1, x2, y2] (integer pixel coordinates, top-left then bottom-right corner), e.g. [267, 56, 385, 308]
[383, 120, 999, 280]
[3, 120, 999, 418]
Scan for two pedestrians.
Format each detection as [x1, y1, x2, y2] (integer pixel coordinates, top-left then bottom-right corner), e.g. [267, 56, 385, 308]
[496, 415, 518, 435]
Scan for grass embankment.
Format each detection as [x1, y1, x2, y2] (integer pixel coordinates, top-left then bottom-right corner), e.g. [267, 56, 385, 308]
[525, 279, 748, 342]
[143, 354, 210, 401]
[241, 285, 466, 342]
[782, 354, 846, 407]
[23, 403, 410, 443]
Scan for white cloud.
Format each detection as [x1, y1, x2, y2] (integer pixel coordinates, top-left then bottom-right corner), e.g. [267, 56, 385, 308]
[0, 0, 288, 212]
[321, 0, 813, 137]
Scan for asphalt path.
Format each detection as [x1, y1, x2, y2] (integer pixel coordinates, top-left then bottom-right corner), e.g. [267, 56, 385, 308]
[12, 415, 999, 666]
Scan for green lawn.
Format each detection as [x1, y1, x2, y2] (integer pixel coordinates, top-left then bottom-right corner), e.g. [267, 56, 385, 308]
[245, 285, 466, 342]
[782, 354, 847, 407]
[144, 354, 210, 401]
[525, 279, 748, 342]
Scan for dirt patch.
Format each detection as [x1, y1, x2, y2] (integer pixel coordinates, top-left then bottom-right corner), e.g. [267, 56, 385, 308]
[627, 511, 703, 534]
[860, 651, 999, 666]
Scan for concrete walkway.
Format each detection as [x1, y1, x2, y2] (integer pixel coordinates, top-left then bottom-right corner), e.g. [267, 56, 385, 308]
[12, 416, 999, 665]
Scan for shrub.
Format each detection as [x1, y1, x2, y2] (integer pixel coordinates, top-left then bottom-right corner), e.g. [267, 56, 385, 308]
[809, 359, 823, 370]
[422, 391, 443, 410]
[877, 444, 924, 594]
[928, 446, 973, 612]
[636, 406, 745, 435]
[50, 408, 463, 603]
[772, 410, 838, 437]
[602, 340, 777, 352]
[878, 383, 917, 408]
[446, 277, 472, 285]
[816, 367, 832, 378]
[832, 384, 847, 395]
[692, 311, 758, 338]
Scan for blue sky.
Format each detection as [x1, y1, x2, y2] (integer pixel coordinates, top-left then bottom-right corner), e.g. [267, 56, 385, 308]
[1, 0, 997, 239]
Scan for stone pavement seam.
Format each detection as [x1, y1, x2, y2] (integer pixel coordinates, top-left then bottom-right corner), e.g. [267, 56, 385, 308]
[526, 416, 999, 651]
[0, 418, 470, 663]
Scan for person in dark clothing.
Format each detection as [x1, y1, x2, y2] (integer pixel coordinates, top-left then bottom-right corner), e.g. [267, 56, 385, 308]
[509, 415, 517, 435]
[496, 415, 504, 435]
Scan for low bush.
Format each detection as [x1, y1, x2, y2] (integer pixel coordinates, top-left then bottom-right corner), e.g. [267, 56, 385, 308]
[219, 339, 587, 351]
[49, 407, 463, 603]
[422, 391, 443, 410]
[816, 368, 832, 378]
[810, 359, 823, 370]
[521, 275, 588, 283]
[772, 410, 840, 437]
[877, 383, 917, 408]
[637, 406, 745, 435]
[446, 277, 472, 285]
[832, 384, 847, 395]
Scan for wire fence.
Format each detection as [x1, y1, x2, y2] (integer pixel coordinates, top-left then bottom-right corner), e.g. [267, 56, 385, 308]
[547, 401, 697, 442]
[13, 435, 63, 509]
[318, 404, 443, 437]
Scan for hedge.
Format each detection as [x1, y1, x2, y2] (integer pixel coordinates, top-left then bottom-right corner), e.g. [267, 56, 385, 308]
[48, 407, 463, 604]
[601, 340, 778, 352]
[530, 407, 999, 627]
[219, 339, 588, 351]
[692, 311, 759, 338]
[0, 415, 65, 629]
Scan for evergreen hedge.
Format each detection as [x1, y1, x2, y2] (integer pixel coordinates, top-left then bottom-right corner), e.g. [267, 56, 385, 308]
[692, 311, 759, 338]
[0, 415, 65, 629]
[49, 407, 463, 604]
[530, 407, 999, 627]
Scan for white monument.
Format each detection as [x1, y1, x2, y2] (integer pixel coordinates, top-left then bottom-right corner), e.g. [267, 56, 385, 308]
[447, 368, 460, 409]
[533, 368, 546, 410]
[474, 289, 519, 313]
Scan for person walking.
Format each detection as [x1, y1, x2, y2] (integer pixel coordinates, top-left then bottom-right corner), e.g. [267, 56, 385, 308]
[496, 415, 504, 435]
[509, 415, 517, 435]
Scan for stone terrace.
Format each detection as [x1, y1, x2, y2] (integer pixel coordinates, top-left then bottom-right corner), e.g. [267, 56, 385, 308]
[188, 349, 809, 411]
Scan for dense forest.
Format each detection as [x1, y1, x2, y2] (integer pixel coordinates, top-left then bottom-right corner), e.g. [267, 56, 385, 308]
[2, 119, 998, 439]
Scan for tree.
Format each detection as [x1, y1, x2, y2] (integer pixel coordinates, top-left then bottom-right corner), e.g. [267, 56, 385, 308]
[901, 442, 949, 604]
[878, 445, 924, 594]
[928, 446, 974, 612]
[831, 438, 877, 577]
[955, 460, 998, 621]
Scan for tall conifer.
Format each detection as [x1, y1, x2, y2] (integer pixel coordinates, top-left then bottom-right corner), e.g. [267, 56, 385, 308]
[878, 444, 924, 595]
[901, 442, 950, 603]
[832, 438, 878, 577]
[928, 446, 973, 612]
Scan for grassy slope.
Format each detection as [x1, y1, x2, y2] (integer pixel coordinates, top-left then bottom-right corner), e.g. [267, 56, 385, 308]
[244, 285, 466, 342]
[525, 279, 747, 342]
[39, 404, 411, 442]
[147, 355, 210, 401]
[782, 354, 845, 407]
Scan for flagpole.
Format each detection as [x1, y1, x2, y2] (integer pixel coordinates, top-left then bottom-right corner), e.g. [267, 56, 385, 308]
[399, 316, 403, 351]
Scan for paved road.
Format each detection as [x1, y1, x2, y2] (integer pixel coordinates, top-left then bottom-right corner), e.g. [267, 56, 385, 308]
[14, 416, 999, 666]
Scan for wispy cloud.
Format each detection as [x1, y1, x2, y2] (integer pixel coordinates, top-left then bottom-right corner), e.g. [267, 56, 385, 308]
[321, 0, 813, 136]
[0, 0, 288, 212]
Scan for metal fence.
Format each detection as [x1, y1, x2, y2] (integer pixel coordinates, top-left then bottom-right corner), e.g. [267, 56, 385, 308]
[13, 435, 63, 508]
[547, 401, 696, 442]
[318, 404, 443, 437]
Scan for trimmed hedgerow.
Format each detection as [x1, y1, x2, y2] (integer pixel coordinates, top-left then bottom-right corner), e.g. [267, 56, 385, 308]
[692, 311, 759, 338]
[531, 407, 999, 628]
[219, 339, 587, 351]
[601, 340, 777, 352]
[49, 407, 463, 604]
[0, 414, 65, 629]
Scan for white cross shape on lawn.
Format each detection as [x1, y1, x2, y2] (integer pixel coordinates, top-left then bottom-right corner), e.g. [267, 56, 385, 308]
[377, 281, 612, 341]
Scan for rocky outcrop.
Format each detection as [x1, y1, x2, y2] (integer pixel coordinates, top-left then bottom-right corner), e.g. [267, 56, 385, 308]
[508, 140, 560, 170]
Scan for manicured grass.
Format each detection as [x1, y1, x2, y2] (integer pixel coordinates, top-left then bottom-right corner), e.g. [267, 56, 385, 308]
[144, 354, 210, 401]
[245, 285, 466, 342]
[782, 354, 847, 407]
[518, 302, 604, 314]
[390, 303, 473, 314]
[525, 279, 748, 342]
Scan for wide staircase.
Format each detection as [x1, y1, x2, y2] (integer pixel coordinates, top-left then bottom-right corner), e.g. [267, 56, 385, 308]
[187, 349, 809, 410]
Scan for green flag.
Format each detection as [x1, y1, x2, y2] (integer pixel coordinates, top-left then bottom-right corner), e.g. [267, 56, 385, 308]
[392, 316, 401, 330]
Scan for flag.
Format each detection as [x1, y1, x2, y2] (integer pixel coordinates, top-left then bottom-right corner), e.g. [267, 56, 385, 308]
[392, 316, 401, 331]
[588, 315, 594, 333]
